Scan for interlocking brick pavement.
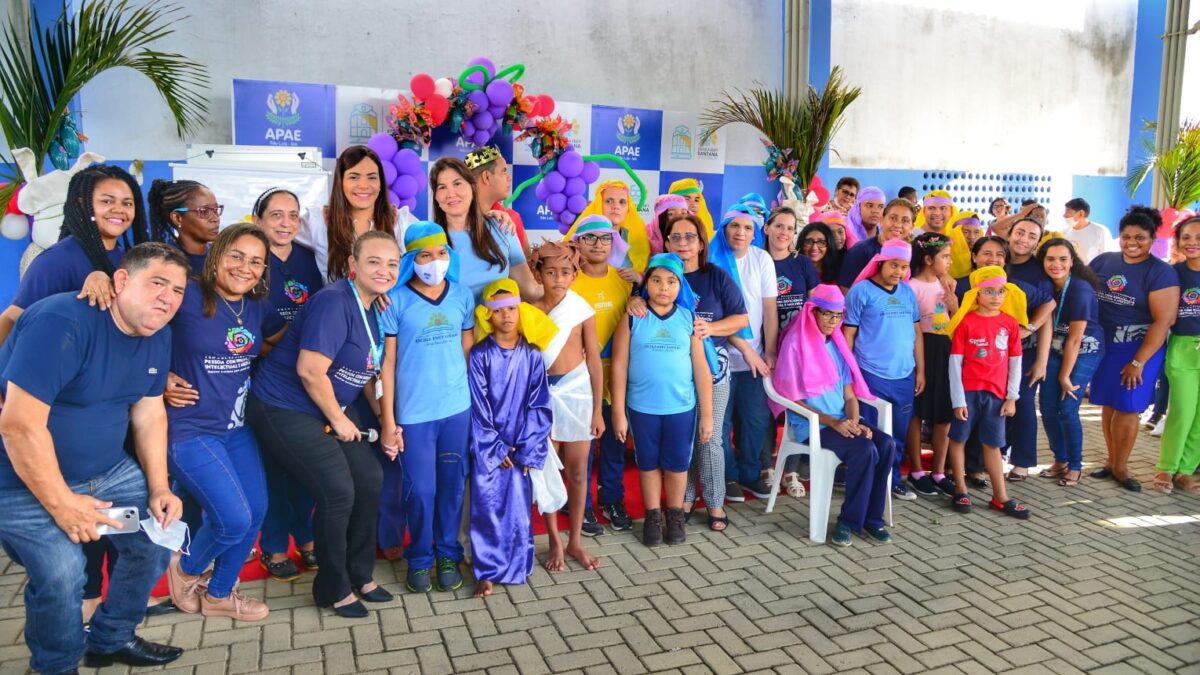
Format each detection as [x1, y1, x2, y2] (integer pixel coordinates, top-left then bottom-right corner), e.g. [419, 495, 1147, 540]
[1, 401, 1198, 674]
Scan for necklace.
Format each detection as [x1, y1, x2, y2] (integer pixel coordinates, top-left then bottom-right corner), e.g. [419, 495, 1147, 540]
[220, 294, 246, 326]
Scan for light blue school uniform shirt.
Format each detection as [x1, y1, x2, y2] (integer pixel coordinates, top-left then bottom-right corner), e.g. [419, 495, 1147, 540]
[627, 305, 696, 415]
[380, 280, 475, 424]
[449, 219, 527, 301]
[786, 340, 853, 444]
[844, 279, 920, 379]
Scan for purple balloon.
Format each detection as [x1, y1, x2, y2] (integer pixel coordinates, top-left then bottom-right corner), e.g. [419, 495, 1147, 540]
[557, 220, 572, 235]
[580, 161, 600, 183]
[558, 210, 576, 226]
[387, 190, 400, 206]
[486, 79, 514, 106]
[557, 150, 583, 178]
[472, 129, 491, 146]
[462, 119, 476, 137]
[392, 148, 421, 175]
[535, 180, 549, 201]
[473, 111, 495, 130]
[467, 90, 489, 109]
[394, 175, 418, 199]
[382, 161, 398, 187]
[415, 169, 428, 191]
[489, 104, 507, 120]
[368, 132, 397, 162]
[564, 177, 586, 197]
[567, 195, 588, 214]
[400, 196, 418, 210]
[543, 170, 565, 194]
[467, 56, 496, 76]
[547, 193, 567, 213]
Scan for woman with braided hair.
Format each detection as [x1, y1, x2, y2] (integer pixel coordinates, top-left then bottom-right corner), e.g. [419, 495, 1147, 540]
[146, 178, 222, 275]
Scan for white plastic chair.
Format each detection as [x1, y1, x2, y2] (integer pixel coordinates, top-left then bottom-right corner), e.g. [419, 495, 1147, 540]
[761, 375, 893, 543]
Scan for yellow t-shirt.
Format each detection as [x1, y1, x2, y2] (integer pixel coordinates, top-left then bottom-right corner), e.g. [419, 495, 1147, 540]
[571, 266, 632, 400]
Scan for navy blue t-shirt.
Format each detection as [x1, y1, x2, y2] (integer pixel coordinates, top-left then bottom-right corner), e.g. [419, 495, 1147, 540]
[268, 244, 325, 324]
[1007, 257, 1051, 289]
[684, 266, 748, 349]
[1051, 278, 1105, 355]
[167, 280, 285, 442]
[12, 236, 124, 309]
[836, 237, 883, 289]
[1172, 262, 1200, 337]
[773, 253, 821, 331]
[252, 279, 382, 418]
[0, 294, 170, 487]
[1088, 253, 1179, 343]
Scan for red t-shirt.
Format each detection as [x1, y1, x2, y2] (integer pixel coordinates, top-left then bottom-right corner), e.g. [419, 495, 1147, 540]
[493, 202, 527, 249]
[950, 311, 1023, 400]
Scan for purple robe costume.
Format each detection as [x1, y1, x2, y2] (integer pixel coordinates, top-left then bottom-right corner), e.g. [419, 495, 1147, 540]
[468, 335, 553, 584]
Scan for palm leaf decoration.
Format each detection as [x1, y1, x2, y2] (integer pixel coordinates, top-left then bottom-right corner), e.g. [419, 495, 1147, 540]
[0, 0, 209, 210]
[1126, 119, 1200, 209]
[699, 66, 861, 193]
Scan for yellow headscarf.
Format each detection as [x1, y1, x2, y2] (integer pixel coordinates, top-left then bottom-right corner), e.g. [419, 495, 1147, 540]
[914, 189, 958, 233]
[473, 278, 558, 351]
[563, 180, 650, 272]
[946, 210, 981, 278]
[668, 178, 715, 242]
[945, 265, 1030, 337]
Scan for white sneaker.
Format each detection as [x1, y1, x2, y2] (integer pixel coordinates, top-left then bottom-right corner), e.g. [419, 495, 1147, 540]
[783, 472, 806, 498]
[1151, 416, 1166, 437]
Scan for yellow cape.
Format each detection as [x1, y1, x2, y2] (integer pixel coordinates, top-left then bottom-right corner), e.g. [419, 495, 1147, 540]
[945, 265, 1030, 337]
[668, 178, 715, 242]
[946, 209, 982, 278]
[473, 278, 558, 351]
[563, 180, 650, 272]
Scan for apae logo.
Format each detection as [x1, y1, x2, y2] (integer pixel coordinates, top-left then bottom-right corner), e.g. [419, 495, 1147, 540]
[670, 125, 692, 160]
[616, 113, 641, 144]
[265, 89, 302, 142]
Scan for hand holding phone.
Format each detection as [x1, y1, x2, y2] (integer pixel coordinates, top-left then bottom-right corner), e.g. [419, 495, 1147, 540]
[95, 506, 140, 536]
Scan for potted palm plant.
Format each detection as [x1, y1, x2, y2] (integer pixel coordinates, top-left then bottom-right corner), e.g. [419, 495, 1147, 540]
[1126, 119, 1200, 211]
[700, 66, 861, 220]
[0, 0, 210, 212]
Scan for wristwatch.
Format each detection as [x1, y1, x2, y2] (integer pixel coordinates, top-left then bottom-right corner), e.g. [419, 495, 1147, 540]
[1130, 359, 1143, 369]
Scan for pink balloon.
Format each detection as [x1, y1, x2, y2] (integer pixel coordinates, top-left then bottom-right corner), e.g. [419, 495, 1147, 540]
[557, 150, 583, 178]
[392, 148, 421, 176]
[409, 74, 435, 100]
[580, 161, 600, 183]
[567, 195, 588, 214]
[564, 177, 586, 197]
[547, 193, 567, 212]
[382, 161, 398, 187]
[367, 132, 397, 162]
[543, 171, 565, 194]
[394, 175, 418, 199]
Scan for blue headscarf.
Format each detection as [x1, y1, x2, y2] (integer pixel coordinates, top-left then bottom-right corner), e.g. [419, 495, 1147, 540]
[709, 204, 762, 339]
[399, 221, 460, 286]
[643, 253, 720, 376]
[736, 192, 768, 229]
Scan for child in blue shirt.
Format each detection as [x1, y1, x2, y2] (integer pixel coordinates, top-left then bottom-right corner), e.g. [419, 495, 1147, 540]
[611, 254, 713, 547]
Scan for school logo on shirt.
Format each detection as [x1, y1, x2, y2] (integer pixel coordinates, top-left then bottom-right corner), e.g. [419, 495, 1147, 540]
[284, 279, 309, 304]
[1183, 287, 1200, 305]
[1106, 274, 1128, 293]
[427, 312, 450, 328]
[655, 327, 671, 339]
[777, 275, 793, 296]
[225, 327, 256, 355]
[616, 113, 641, 144]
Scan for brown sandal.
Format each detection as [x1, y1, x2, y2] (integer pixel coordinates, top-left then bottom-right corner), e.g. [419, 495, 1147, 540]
[1058, 470, 1081, 487]
[1153, 472, 1175, 494]
[1173, 474, 1200, 494]
[1006, 469, 1028, 482]
[1039, 464, 1068, 479]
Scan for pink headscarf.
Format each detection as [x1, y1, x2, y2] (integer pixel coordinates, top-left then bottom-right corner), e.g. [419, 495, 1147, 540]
[647, 194, 688, 255]
[852, 238, 912, 285]
[770, 285, 874, 416]
[810, 210, 856, 249]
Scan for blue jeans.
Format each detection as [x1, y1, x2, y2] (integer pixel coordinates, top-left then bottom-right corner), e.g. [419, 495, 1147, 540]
[0, 456, 170, 674]
[1041, 351, 1102, 471]
[860, 369, 915, 485]
[400, 409, 470, 569]
[168, 427, 267, 598]
[723, 370, 773, 485]
[1008, 347, 1044, 469]
[260, 448, 315, 555]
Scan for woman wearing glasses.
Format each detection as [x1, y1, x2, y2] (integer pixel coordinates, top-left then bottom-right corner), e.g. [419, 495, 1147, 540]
[162, 224, 286, 621]
[147, 178, 224, 275]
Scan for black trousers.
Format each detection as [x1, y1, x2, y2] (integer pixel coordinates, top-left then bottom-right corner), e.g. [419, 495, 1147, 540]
[246, 394, 382, 607]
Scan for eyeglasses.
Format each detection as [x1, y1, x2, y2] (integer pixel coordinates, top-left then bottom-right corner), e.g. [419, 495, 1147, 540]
[978, 288, 1007, 297]
[224, 251, 267, 270]
[578, 234, 613, 245]
[668, 232, 699, 243]
[174, 205, 225, 218]
[815, 309, 844, 321]
[801, 238, 828, 248]
[838, 188, 857, 199]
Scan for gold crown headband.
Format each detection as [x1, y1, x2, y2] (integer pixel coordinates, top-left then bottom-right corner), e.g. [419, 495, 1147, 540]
[464, 146, 502, 170]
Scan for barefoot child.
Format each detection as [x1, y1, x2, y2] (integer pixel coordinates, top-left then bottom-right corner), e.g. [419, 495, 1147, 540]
[530, 241, 604, 571]
[467, 279, 559, 596]
[611, 253, 713, 546]
[945, 266, 1032, 519]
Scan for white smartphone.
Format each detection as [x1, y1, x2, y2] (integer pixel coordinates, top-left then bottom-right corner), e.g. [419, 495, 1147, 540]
[95, 506, 141, 536]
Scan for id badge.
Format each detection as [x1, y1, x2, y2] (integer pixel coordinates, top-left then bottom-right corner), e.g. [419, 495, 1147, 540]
[374, 379, 383, 401]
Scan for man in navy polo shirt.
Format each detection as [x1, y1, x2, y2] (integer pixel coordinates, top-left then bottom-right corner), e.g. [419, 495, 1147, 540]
[0, 242, 189, 674]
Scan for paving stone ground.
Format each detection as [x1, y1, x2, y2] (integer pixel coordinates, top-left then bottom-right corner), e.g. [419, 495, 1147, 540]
[1, 401, 1198, 674]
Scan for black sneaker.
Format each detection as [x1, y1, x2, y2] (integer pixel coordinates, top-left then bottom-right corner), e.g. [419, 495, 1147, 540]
[907, 473, 939, 498]
[582, 509, 605, 536]
[740, 479, 773, 500]
[891, 483, 917, 501]
[935, 475, 956, 497]
[724, 480, 746, 502]
[602, 503, 633, 531]
[435, 558, 462, 591]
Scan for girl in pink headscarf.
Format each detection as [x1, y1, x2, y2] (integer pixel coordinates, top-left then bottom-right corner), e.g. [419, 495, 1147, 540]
[773, 285, 896, 546]
[646, 194, 690, 255]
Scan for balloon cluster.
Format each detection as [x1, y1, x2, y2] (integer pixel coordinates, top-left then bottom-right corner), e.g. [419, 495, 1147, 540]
[367, 132, 427, 212]
[458, 57, 514, 147]
[533, 147, 601, 233]
[407, 74, 451, 126]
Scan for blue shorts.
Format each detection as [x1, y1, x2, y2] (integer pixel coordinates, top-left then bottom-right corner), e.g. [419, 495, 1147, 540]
[949, 391, 1007, 448]
[628, 407, 696, 473]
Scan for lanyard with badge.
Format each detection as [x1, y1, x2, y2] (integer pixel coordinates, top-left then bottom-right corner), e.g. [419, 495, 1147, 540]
[1051, 275, 1071, 351]
[349, 280, 384, 400]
